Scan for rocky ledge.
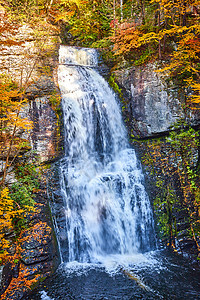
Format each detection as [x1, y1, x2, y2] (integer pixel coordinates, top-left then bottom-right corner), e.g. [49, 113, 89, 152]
[113, 63, 200, 138]
[0, 190, 60, 300]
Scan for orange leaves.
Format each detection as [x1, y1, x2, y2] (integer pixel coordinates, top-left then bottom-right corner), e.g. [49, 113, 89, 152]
[155, 24, 200, 107]
[0, 264, 40, 300]
[54, 10, 76, 22]
[151, 0, 198, 23]
[0, 220, 52, 299]
[185, 37, 200, 49]
[112, 24, 143, 56]
[53, 0, 86, 22]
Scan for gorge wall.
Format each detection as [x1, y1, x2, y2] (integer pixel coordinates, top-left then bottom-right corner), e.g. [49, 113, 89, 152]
[0, 20, 63, 299]
[113, 63, 200, 137]
[113, 62, 200, 261]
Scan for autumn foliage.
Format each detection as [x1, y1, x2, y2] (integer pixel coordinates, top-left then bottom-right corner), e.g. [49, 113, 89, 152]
[0, 75, 32, 187]
[110, 0, 200, 107]
[0, 0, 200, 272]
[0, 188, 19, 263]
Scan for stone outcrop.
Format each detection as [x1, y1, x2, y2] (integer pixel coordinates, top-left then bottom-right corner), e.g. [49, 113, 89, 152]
[28, 96, 63, 163]
[1, 197, 60, 300]
[113, 62, 200, 261]
[0, 19, 62, 181]
[114, 63, 200, 138]
[0, 22, 60, 95]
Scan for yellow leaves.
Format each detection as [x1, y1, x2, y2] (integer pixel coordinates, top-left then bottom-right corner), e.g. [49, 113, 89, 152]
[54, 0, 87, 22]
[60, 0, 83, 6]
[154, 24, 200, 99]
[0, 75, 33, 162]
[0, 186, 36, 264]
[191, 83, 200, 93]
[151, 0, 198, 21]
[115, 15, 200, 104]
[0, 188, 14, 224]
[0, 188, 15, 263]
[189, 83, 200, 106]
[54, 10, 76, 22]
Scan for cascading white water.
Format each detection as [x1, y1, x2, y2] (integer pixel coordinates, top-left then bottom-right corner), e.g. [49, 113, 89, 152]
[58, 45, 156, 265]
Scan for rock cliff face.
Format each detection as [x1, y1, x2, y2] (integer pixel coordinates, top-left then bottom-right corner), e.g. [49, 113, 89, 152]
[0, 22, 63, 299]
[114, 63, 200, 137]
[0, 22, 60, 94]
[1, 195, 60, 300]
[0, 20, 62, 165]
[28, 96, 63, 163]
[114, 62, 200, 261]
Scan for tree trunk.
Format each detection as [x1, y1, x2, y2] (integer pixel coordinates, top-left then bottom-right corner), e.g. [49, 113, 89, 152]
[1, 124, 17, 187]
[195, 126, 200, 174]
[131, 0, 134, 18]
[140, 0, 145, 24]
[113, 0, 116, 35]
[120, 0, 123, 22]
[158, 4, 162, 59]
[182, 0, 187, 26]
[163, 18, 168, 53]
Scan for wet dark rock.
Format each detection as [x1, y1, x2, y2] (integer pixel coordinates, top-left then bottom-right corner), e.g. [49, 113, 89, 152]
[179, 238, 196, 250]
[1, 263, 13, 294]
[26, 77, 57, 97]
[4, 286, 28, 300]
[21, 223, 52, 252]
[25, 96, 64, 164]
[20, 223, 53, 265]
[12, 262, 20, 279]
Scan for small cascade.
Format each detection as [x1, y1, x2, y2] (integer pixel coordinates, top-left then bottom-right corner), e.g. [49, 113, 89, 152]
[59, 45, 98, 67]
[57, 46, 156, 265]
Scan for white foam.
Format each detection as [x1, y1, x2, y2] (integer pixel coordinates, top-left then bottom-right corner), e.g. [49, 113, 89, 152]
[40, 290, 54, 300]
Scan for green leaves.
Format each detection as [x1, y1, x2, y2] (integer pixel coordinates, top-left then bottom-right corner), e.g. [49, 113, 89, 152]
[11, 162, 39, 211]
[137, 121, 200, 252]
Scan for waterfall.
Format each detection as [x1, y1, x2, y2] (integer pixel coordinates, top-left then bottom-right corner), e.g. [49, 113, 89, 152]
[58, 45, 156, 265]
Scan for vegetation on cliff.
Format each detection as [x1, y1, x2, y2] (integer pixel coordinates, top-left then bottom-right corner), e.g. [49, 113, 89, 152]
[0, 0, 200, 266]
[51, 0, 200, 258]
[138, 127, 200, 256]
[0, 0, 60, 271]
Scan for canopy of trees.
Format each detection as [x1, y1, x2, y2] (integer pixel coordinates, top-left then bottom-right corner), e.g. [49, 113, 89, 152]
[1, 0, 199, 104]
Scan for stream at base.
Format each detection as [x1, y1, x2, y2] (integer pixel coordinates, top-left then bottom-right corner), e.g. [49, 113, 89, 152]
[27, 249, 200, 299]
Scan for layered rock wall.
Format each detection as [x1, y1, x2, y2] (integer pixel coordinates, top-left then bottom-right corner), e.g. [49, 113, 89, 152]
[0, 21, 63, 299]
[0, 22, 60, 94]
[114, 63, 200, 137]
[114, 62, 200, 261]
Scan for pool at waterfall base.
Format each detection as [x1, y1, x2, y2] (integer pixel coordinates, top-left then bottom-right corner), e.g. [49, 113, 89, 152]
[27, 249, 200, 299]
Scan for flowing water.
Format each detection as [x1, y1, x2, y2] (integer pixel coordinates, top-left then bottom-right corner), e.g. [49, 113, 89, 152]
[28, 46, 200, 300]
[58, 45, 156, 262]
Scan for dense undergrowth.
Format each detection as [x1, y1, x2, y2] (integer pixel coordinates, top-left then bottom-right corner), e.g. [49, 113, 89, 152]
[0, 158, 40, 264]
[133, 126, 200, 258]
